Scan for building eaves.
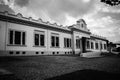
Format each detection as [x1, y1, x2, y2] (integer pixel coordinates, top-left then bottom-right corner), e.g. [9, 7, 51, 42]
[90, 34, 108, 41]
[68, 25, 91, 34]
[0, 11, 71, 32]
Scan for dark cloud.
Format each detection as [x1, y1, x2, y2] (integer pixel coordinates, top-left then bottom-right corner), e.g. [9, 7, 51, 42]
[54, 0, 95, 17]
[1, 0, 120, 41]
[7, 0, 97, 24]
[15, 0, 29, 7]
[101, 12, 120, 20]
[94, 4, 120, 19]
[15, 0, 97, 23]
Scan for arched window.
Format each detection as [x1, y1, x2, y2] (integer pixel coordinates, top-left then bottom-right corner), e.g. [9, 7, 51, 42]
[81, 23, 84, 28]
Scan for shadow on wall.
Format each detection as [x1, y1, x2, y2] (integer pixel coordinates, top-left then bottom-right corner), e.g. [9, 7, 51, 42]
[45, 69, 120, 80]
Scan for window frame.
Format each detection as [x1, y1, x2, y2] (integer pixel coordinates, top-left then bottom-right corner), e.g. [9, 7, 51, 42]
[51, 33, 60, 48]
[91, 42, 94, 49]
[104, 44, 107, 50]
[34, 30, 45, 47]
[81, 23, 84, 28]
[76, 38, 80, 49]
[64, 38, 72, 48]
[86, 40, 90, 49]
[95, 42, 99, 50]
[8, 29, 26, 46]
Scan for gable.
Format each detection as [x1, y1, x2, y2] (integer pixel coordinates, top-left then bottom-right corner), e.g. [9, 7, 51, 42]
[75, 19, 89, 31]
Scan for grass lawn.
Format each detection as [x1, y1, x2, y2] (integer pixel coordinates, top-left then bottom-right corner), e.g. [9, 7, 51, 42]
[0, 55, 120, 80]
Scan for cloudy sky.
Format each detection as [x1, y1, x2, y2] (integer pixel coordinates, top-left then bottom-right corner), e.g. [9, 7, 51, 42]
[0, 0, 120, 42]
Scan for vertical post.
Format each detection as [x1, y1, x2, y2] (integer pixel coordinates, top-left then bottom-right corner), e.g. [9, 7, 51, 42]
[89, 39, 91, 50]
[47, 29, 49, 54]
[80, 38, 83, 56]
[5, 20, 7, 51]
[100, 42, 102, 55]
[21, 32, 23, 45]
[72, 31, 75, 54]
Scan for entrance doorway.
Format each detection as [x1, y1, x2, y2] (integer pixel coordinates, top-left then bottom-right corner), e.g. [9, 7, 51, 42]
[81, 37, 86, 53]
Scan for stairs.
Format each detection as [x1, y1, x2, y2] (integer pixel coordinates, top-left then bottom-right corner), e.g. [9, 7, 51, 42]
[80, 51, 102, 58]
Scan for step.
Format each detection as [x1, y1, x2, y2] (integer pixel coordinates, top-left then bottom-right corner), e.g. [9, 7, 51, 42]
[80, 52, 102, 58]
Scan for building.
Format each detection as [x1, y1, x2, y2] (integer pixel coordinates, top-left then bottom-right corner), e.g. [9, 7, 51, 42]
[0, 11, 108, 57]
[114, 41, 120, 48]
[109, 41, 120, 53]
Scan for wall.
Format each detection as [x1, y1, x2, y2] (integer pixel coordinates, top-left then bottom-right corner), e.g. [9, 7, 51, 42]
[0, 19, 108, 56]
[47, 29, 72, 55]
[73, 31, 90, 54]
[3, 21, 73, 56]
[0, 21, 6, 51]
[86, 39, 108, 52]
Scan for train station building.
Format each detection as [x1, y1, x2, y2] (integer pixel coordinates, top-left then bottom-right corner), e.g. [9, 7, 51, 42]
[0, 11, 108, 57]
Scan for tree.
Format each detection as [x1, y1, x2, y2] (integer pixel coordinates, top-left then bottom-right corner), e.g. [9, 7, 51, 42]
[101, 0, 120, 6]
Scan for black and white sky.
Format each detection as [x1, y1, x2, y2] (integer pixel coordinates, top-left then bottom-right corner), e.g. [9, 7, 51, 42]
[0, 0, 120, 42]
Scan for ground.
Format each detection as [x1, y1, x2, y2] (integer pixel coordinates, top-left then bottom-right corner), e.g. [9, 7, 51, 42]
[0, 55, 120, 80]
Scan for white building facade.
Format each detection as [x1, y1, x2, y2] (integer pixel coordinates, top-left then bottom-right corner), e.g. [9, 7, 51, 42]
[0, 11, 108, 56]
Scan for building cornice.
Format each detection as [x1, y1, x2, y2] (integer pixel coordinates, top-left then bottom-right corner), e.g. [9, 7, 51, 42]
[0, 11, 108, 41]
[0, 11, 72, 34]
[90, 34, 108, 41]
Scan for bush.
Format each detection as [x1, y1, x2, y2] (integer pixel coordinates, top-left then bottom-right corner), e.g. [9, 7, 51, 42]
[117, 47, 120, 52]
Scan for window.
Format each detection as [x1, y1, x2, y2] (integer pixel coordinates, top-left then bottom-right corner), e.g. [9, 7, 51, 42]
[51, 34, 59, 47]
[15, 31, 21, 44]
[104, 44, 107, 50]
[41, 52, 44, 54]
[40, 35, 44, 46]
[35, 34, 39, 46]
[70, 39, 71, 47]
[52, 52, 55, 55]
[65, 52, 67, 54]
[9, 51, 13, 54]
[10, 30, 13, 44]
[9, 29, 26, 45]
[81, 24, 84, 28]
[87, 41, 90, 49]
[16, 51, 20, 54]
[76, 39, 80, 48]
[22, 32, 25, 45]
[56, 37, 59, 47]
[68, 52, 69, 54]
[36, 52, 39, 54]
[64, 38, 71, 48]
[91, 42, 94, 49]
[34, 31, 45, 46]
[22, 52, 26, 54]
[64, 38, 67, 47]
[67, 38, 69, 47]
[95, 42, 99, 49]
[51, 36, 55, 47]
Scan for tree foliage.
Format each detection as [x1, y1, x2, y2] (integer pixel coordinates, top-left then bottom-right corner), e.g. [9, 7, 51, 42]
[101, 0, 120, 6]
